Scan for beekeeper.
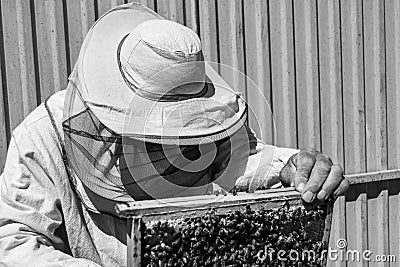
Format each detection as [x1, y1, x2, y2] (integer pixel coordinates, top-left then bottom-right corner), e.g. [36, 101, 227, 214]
[0, 3, 348, 267]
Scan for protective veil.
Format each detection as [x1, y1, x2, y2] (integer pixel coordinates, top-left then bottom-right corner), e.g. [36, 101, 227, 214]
[62, 79, 252, 210]
[61, 4, 253, 212]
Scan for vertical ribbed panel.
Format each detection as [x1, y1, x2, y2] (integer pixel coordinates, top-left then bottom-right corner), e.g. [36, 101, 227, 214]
[66, 0, 95, 69]
[328, 195, 347, 267]
[243, 0, 273, 143]
[345, 185, 368, 267]
[198, 0, 219, 65]
[318, 0, 343, 166]
[184, 0, 198, 34]
[1, 0, 37, 130]
[33, 0, 68, 101]
[354, 191, 368, 267]
[0, 0, 398, 173]
[386, 0, 400, 171]
[269, 0, 297, 148]
[157, 0, 185, 24]
[367, 182, 390, 267]
[386, 3, 400, 256]
[0, 51, 7, 173]
[217, 0, 246, 97]
[388, 180, 400, 267]
[294, 0, 320, 150]
[97, 0, 125, 18]
[363, 0, 387, 172]
[341, 0, 366, 174]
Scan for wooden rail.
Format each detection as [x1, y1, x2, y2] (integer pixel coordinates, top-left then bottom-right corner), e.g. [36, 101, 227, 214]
[116, 187, 302, 221]
[345, 169, 400, 185]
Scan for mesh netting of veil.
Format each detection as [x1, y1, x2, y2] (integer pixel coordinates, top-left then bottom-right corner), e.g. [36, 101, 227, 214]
[62, 85, 131, 202]
[62, 85, 228, 202]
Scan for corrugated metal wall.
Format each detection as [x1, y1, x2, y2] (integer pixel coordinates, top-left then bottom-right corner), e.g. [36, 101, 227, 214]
[329, 171, 400, 267]
[0, 0, 399, 176]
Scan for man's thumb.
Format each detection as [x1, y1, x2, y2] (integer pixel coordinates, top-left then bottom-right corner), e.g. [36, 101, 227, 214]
[279, 153, 297, 187]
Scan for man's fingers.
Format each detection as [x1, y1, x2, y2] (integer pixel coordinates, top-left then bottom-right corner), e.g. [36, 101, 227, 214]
[333, 178, 350, 198]
[294, 150, 316, 192]
[302, 157, 332, 202]
[316, 164, 343, 201]
[279, 147, 349, 202]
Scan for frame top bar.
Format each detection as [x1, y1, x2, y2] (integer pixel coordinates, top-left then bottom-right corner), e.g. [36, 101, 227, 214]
[115, 187, 302, 221]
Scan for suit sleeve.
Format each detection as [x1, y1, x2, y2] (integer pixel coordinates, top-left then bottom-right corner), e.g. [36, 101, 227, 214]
[235, 137, 300, 191]
[211, 125, 299, 192]
[0, 134, 100, 267]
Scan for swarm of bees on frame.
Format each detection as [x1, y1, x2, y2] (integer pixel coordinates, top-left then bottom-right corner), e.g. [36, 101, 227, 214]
[142, 202, 329, 267]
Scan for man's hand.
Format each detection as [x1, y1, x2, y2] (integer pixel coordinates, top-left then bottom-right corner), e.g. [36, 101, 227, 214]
[280, 148, 349, 203]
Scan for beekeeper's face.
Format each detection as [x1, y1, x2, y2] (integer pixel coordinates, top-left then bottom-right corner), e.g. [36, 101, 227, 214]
[117, 123, 253, 200]
[118, 138, 221, 200]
